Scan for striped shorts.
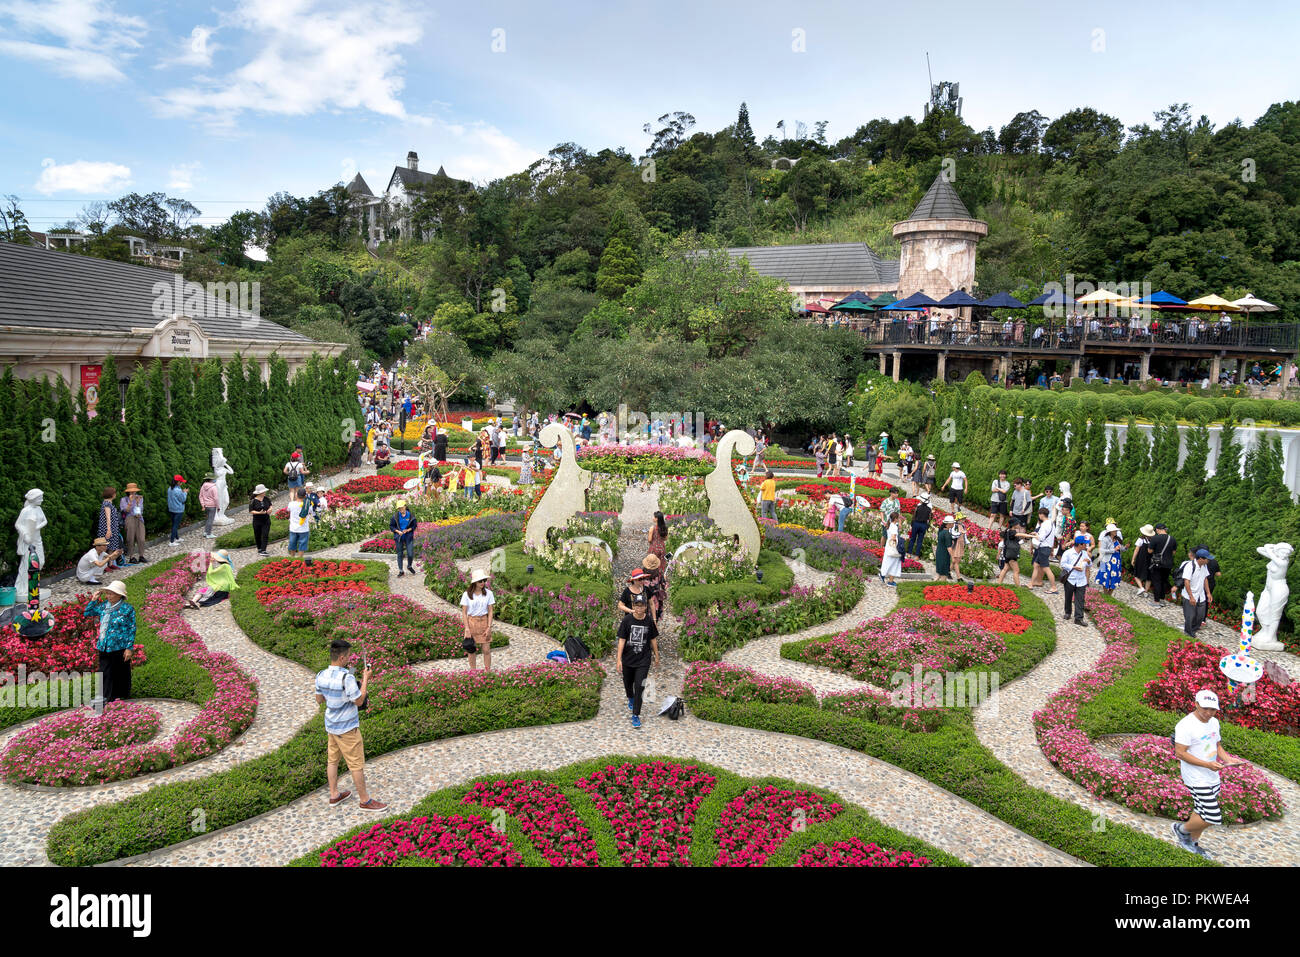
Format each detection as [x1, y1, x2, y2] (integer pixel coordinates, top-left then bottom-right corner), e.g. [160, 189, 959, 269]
[1186, 782, 1222, 825]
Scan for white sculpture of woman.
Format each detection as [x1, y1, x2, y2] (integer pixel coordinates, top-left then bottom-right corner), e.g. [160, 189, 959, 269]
[1252, 542, 1294, 651]
[212, 447, 235, 525]
[14, 489, 48, 600]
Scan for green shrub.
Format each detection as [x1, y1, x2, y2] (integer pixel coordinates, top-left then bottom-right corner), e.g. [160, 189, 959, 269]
[1099, 395, 1127, 421]
[670, 548, 794, 611]
[1184, 400, 1216, 426]
[215, 519, 289, 549]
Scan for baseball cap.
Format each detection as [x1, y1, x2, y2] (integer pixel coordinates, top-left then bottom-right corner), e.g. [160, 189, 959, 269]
[1154, 522, 1167, 530]
[1074, 534, 1088, 544]
[173, 474, 186, 483]
[1194, 548, 1210, 559]
[631, 592, 649, 605]
[291, 452, 301, 459]
[1195, 689, 1220, 710]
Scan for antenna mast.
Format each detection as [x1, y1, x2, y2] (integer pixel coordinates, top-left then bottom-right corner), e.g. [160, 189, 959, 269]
[925, 52, 933, 117]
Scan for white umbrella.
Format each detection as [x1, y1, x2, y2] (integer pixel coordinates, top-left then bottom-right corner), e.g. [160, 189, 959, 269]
[1231, 294, 1278, 313]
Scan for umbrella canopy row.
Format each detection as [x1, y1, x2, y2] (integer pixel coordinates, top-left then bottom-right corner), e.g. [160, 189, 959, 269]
[813, 289, 1277, 314]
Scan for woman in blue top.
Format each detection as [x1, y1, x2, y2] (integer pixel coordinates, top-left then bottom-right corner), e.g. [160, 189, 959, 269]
[85, 580, 136, 702]
[166, 475, 188, 545]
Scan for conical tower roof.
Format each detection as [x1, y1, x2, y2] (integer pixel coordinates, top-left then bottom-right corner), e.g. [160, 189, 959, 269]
[908, 174, 973, 220]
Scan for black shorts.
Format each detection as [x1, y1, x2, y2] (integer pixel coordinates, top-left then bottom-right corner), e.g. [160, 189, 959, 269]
[1011, 513, 1029, 528]
[950, 488, 964, 505]
[1033, 546, 1052, 568]
[990, 501, 1008, 515]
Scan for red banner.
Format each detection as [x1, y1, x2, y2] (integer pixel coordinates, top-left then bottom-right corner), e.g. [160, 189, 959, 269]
[81, 364, 102, 418]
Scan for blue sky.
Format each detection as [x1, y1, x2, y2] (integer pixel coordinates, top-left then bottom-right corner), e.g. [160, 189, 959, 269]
[3, 0, 1298, 230]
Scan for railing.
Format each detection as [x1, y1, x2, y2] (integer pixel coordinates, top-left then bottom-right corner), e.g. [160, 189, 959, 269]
[808, 316, 1299, 354]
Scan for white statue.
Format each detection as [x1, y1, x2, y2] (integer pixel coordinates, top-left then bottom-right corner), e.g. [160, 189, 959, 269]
[1252, 542, 1293, 651]
[14, 489, 48, 600]
[212, 447, 235, 525]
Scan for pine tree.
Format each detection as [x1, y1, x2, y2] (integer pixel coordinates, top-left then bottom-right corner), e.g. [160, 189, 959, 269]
[735, 102, 758, 164]
[595, 235, 641, 299]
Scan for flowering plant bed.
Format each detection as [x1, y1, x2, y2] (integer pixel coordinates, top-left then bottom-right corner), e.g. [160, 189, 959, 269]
[576, 443, 715, 477]
[0, 701, 164, 785]
[923, 584, 1020, 610]
[319, 815, 523, 867]
[918, 604, 1033, 635]
[254, 559, 368, 583]
[1144, 639, 1300, 737]
[334, 474, 410, 495]
[294, 755, 960, 867]
[2, 559, 258, 786]
[255, 579, 375, 606]
[1034, 593, 1290, 823]
[0, 594, 146, 679]
[784, 608, 1007, 686]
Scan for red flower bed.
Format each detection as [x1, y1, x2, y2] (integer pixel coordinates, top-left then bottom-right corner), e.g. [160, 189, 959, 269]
[1144, 640, 1300, 737]
[391, 459, 421, 470]
[255, 559, 368, 583]
[714, 785, 842, 867]
[463, 779, 599, 866]
[255, 579, 374, 606]
[576, 761, 717, 866]
[795, 838, 931, 867]
[919, 604, 1032, 634]
[1, 595, 146, 677]
[359, 523, 439, 552]
[334, 475, 409, 495]
[319, 815, 522, 867]
[923, 585, 1020, 611]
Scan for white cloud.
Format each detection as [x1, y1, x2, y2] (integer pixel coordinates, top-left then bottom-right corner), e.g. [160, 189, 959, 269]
[431, 119, 544, 184]
[154, 0, 427, 127]
[34, 158, 132, 194]
[0, 0, 145, 81]
[157, 25, 219, 69]
[340, 157, 357, 181]
[167, 161, 201, 191]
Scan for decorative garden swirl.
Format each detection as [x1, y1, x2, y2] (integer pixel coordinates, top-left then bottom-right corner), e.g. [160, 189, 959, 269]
[705, 430, 760, 562]
[523, 423, 592, 550]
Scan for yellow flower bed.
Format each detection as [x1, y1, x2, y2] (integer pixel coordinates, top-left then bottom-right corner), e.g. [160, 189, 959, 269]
[401, 416, 431, 441]
[777, 522, 826, 535]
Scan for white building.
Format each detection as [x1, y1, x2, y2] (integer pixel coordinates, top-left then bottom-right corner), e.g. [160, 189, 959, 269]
[345, 151, 471, 247]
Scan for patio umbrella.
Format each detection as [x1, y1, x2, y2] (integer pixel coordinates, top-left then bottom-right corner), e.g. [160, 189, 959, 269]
[1231, 294, 1278, 313]
[887, 292, 940, 310]
[1026, 290, 1076, 306]
[831, 298, 876, 313]
[1185, 294, 1242, 311]
[1075, 288, 1128, 305]
[803, 301, 830, 314]
[977, 292, 1027, 309]
[1136, 290, 1188, 308]
[937, 290, 982, 308]
[868, 293, 899, 308]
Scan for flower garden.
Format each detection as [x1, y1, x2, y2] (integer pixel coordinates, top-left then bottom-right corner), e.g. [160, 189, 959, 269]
[10, 437, 1300, 872]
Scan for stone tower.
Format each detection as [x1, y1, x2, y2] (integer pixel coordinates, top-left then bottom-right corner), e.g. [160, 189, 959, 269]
[891, 174, 988, 299]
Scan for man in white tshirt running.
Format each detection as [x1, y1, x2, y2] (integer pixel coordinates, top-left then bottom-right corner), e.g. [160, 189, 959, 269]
[1172, 690, 1247, 858]
[941, 462, 967, 507]
[1028, 507, 1058, 593]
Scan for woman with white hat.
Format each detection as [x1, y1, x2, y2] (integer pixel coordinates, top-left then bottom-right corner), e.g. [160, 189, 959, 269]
[1132, 524, 1156, 596]
[934, 515, 956, 580]
[248, 484, 273, 556]
[460, 569, 496, 671]
[86, 580, 136, 702]
[1097, 522, 1123, 594]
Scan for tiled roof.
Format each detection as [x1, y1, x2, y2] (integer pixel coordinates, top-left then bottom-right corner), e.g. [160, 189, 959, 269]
[0, 241, 316, 342]
[345, 173, 374, 196]
[908, 175, 974, 220]
[722, 242, 899, 287]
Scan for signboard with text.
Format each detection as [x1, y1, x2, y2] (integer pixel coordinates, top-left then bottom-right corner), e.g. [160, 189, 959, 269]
[81, 364, 102, 419]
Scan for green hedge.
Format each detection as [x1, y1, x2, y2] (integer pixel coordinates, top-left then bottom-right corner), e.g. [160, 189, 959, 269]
[46, 672, 601, 866]
[669, 548, 794, 611]
[290, 753, 963, 867]
[215, 519, 290, 550]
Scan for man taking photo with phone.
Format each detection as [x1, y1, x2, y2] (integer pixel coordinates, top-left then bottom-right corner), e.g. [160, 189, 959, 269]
[314, 638, 386, 811]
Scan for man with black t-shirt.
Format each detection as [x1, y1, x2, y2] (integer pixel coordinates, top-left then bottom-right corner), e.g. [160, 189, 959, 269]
[1149, 522, 1177, 603]
[906, 492, 933, 557]
[616, 594, 659, 729]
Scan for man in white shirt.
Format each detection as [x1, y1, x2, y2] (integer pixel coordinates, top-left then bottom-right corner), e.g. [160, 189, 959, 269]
[1059, 534, 1092, 625]
[989, 470, 1011, 529]
[76, 537, 122, 585]
[941, 462, 967, 507]
[1172, 690, 1246, 857]
[1181, 548, 1213, 636]
[1028, 507, 1058, 592]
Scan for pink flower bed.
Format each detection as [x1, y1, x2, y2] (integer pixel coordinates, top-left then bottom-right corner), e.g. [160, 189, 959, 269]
[576, 761, 717, 866]
[794, 837, 931, 867]
[373, 660, 602, 713]
[0, 563, 258, 785]
[463, 779, 598, 866]
[684, 662, 817, 707]
[359, 522, 440, 552]
[0, 701, 163, 785]
[319, 815, 522, 867]
[714, 785, 843, 866]
[1033, 593, 1285, 822]
[792, 608, 1005, 686]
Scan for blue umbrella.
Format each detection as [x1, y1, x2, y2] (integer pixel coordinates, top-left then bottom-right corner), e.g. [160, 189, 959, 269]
[937, 290, 982, 307]
[1026, 290, 1076, 306]
[1136, 290, 1188, 308]
[884, 292, 940, 310]
[977, 292, 1028, 309]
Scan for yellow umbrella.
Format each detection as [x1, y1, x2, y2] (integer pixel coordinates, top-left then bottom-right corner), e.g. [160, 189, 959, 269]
[1075, 288, 1128, 304]
[1185, 294, 1242, 311]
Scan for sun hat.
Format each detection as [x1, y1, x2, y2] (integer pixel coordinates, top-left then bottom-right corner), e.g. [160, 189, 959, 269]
[919, 492, 930, 501]
[1195, 689, 1220, 710]
[642, 554, 661, 570]
[470, 569, 490, 584]
[1104, 523, 1120, 534]
[951, 462, 960, 468]
[93, 537, 108, 546]
[629, 569, 649, 581]
[395, 499, 407, 508]
[124, 482, 141, 493]
[253, 484, 269, 495]
[102, 580, 128, 598]
[212, 549, 232, 565]
[942, 515, 955, 524]
[204, 473, 216, 481]
[1140, 524, 1155, 537]
[926, 454, 935, 460]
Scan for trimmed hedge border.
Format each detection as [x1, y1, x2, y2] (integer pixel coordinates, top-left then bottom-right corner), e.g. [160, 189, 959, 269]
[289, 754, 962, 867]
[669, 548, 794, 612]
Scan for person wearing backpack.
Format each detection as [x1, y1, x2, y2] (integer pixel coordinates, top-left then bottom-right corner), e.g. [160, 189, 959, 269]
[995, 523, 1024, 586]
[1149, 522, 1177, 603]
[287, 487, 314, 564]
[390, 500, 417, 577]
[1181, 549, 1213, 637]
